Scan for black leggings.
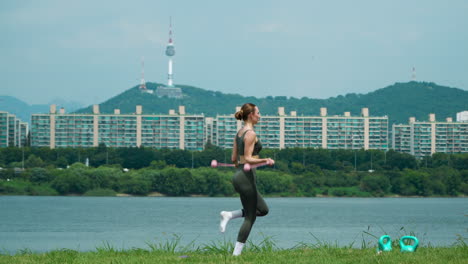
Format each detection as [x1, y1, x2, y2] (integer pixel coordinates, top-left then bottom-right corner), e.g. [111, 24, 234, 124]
[232, 167, 269, 243]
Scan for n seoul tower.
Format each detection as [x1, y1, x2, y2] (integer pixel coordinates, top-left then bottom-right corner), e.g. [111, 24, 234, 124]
[165, 17, 175, 87]
[156, 17, 182, 98]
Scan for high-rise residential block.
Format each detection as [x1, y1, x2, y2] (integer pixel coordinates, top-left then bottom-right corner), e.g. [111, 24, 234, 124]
[0, 111, 28, 147]
[392, 114, 468, 158]
[212, 107, 388, 150]
[31, 105, 204, 150]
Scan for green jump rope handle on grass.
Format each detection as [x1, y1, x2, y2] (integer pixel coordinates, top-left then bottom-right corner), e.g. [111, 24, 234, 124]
[377, 235, 392, 252]
[399, 236, 419, 252]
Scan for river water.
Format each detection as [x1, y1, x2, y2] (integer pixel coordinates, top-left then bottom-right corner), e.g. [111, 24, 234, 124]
[0, 196, 466, 253]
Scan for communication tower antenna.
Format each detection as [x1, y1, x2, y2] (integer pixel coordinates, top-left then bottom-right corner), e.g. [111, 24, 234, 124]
[140, 56, 147, 90]
[411, 67, 416, 81]
[165, 17, 175, 87]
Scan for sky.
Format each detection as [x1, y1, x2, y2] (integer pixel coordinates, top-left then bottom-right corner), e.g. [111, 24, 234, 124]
[1, 0, 467, 106]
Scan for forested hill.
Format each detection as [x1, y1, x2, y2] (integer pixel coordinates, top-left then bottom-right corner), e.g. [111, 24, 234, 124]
[0, 96, 83, 124]
[75, 81, 468, 125]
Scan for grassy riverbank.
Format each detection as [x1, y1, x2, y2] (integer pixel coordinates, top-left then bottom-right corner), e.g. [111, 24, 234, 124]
[2, 234, 467, 264]
[1, 247, 467, 264]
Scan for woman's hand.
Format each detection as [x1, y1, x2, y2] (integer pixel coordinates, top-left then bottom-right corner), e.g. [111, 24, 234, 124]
[266, 158, 275, 166]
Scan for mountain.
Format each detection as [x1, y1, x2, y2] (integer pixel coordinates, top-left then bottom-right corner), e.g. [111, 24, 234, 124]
[48, 98, 84, 114]
[75, 81, 468, 125]
[2, 82, 466, 125]
[341, 82, 468, 124]
[0, 96, 84, 123]
[0, 96, 47, 123]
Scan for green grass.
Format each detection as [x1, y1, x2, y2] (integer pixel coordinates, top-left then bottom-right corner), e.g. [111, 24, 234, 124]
[0, 180, 58, 196]
[0, 246, 466, 264]
[1, 234, 467, 264]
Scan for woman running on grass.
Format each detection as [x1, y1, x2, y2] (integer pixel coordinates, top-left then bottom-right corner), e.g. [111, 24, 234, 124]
[219, 103, 274, 256]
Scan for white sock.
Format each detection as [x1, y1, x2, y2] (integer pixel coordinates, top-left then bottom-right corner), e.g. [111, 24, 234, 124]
[233, 241, 245, 256]
[219, 210, 243, 233]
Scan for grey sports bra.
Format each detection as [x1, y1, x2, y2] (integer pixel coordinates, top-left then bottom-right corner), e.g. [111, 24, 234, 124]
[236, 129, 262, 156]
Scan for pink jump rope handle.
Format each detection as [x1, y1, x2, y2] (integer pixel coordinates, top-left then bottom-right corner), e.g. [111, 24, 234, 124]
[243, 159, 274, 172]
[211, 160, 218, 168]
[211, 160, 235, 168]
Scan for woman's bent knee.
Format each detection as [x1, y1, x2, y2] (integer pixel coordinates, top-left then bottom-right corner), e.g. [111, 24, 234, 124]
[257, 208, 269, 217]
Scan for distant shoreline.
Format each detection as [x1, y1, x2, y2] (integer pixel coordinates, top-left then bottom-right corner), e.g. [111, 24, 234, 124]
[1, 193, 466, 198]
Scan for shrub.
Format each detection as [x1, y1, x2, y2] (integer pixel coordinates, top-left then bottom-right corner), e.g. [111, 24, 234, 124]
[84, 188, 117, 196]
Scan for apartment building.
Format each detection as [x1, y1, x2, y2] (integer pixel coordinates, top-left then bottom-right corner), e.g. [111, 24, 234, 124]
[31, 105, 205, 150]
[392, 114, 468, 158]
[0, 111, 28, 147]
[212, 107, 388, 150]
[26, 104, 468, 157]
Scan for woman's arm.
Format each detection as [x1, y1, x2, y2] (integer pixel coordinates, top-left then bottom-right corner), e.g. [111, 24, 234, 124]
[231, 137, 238, 165]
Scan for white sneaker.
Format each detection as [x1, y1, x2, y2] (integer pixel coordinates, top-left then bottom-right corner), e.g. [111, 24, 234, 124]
[233, 241, 245, 256]
[219, 211, 231, 233]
